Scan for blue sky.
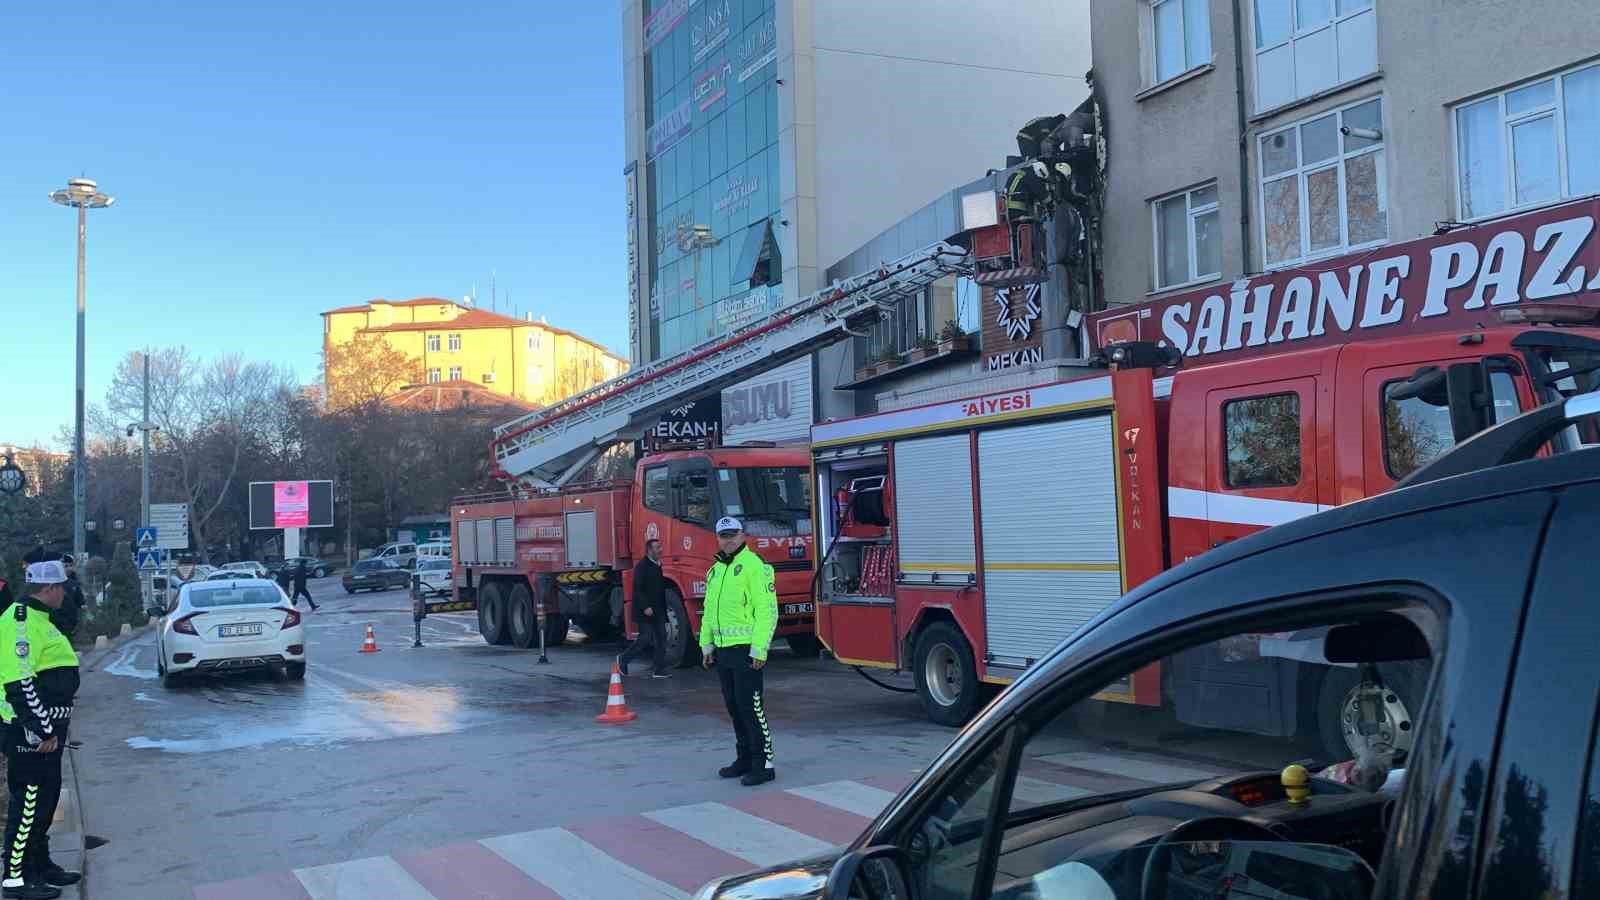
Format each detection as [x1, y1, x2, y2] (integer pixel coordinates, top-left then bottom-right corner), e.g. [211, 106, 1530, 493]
[0, 4, 626, 447]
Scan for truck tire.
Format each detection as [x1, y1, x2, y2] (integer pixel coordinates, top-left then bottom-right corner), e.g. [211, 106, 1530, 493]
[786, 634, 822, 658]
[1314, 661, 1427, 764]
[478, 582, 510, 645]
[913, 621, 982, 727]
[507, 583, 537, 649]
[543, 612, 569, 647]
[662, 588, 696, 668]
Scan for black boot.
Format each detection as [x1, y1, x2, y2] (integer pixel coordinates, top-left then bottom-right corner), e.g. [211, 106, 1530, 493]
[38, 864, 78, 888]
[741, 764, 776, 787]
[718, 758, 752, 779]
[2, 881, 62, 900]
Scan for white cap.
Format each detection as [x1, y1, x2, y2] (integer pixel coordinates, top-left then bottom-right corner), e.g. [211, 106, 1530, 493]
[714, 516, 743, 534]
[25, 561, 67, 585]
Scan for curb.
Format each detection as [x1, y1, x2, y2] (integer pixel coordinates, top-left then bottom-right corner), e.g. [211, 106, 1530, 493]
[77, 619, 156, 670]
[61, 747, 87, 899]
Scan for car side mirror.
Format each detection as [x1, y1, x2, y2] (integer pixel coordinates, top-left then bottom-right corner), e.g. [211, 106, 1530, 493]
[825, 845, 918, 900]
[1444, 361, 1492, 442]
[146, 606, 165, 619]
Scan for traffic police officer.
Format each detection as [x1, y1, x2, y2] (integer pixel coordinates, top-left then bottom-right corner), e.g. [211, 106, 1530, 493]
[0, 562, 80, 899]
[699, 517, 779, 786]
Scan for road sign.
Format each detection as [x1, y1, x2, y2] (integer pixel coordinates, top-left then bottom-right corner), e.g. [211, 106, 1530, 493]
[137, 549, 162, 571]
[135, 526, 157, 549]
[150, 504, 190, 550]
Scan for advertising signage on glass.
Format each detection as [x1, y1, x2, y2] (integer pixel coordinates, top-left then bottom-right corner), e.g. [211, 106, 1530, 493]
[1088, 198, 1600, 366]
[716, 286, 778, 330]
[736, 17, 777, 83]
[694, 58, 732, 112]
[646, 99, 693, 161]
[691, 0, 732, 64]
[643, 0, 692, 52]
[715, 173, 759, 215]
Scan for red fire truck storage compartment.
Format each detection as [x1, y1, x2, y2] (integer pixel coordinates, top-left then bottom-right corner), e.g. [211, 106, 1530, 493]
[818, 601, 898, 667]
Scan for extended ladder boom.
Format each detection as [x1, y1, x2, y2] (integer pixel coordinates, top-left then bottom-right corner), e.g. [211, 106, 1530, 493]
[493, 241, 973, 487]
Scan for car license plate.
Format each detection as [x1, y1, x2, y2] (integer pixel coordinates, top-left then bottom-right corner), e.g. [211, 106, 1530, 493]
[218, 623, 263, 637]
[782, 602, 815, 615]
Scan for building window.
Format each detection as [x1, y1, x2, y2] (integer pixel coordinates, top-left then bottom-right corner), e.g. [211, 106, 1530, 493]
[1253, 0, 1377, 112]
[448, 366, 462, 381]
[1150, 0, 1212, 85]
[1455, 61, 1600, 220]
[426, 334, 441, 352]
[447, 333, 462, 352]
[527, 332, 543, 351]
[427, 368, 441, 384]
[1260, 96, 1387, 267]
[1224, 393, 1301, 487]
[1153, 184, 1221, 289]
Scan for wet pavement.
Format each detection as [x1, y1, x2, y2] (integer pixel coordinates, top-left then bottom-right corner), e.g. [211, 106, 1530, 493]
[71, 577, 955, 898]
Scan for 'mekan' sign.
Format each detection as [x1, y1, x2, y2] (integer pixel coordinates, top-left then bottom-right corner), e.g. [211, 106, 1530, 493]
[1090, 198, 1600, 364]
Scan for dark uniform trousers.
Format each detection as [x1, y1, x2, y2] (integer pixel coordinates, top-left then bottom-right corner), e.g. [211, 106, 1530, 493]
[3, 732, 63, 884]
[716, 645, 773, 766]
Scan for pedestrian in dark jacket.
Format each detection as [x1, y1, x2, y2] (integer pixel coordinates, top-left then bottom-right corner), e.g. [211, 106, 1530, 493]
[618, 539, 669, 677]
[290, 561, 318, 611]
[51, 556, 82, 639]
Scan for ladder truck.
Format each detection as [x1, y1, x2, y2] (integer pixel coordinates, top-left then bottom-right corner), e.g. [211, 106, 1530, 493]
[448, 241, 975, 666]
[809, 196, 1600, 766]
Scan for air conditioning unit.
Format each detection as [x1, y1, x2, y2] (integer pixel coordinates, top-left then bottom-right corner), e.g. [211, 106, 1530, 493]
[481, 372, 497, 384]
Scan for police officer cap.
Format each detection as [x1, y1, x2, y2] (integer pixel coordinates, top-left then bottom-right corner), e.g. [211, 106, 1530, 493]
[715, 516, 743, 535]
[25, 561, 67, 585]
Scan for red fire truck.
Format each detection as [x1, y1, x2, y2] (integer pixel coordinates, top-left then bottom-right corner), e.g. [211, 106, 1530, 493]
[811, 198, 1600, 761]
[451, 445, 818, 665]
[447, 240, 974, 663]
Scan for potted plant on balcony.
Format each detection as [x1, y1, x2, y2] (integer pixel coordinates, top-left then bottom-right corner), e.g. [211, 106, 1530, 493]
[910, 336, 938, 361]
[938, 321, 970, 353]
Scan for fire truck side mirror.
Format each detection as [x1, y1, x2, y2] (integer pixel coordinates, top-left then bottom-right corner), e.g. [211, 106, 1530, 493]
[1444, 362, 1493, 443]
[1103, 341, 1182, 370]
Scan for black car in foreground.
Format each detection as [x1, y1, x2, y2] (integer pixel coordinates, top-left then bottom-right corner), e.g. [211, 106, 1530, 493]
[702, 393, 1600, 900]
[341, 558, 410, 594]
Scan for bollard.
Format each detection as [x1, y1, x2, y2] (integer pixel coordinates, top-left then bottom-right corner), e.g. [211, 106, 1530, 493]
[411, 589, 425, 649]
[535, 595, 550, 664]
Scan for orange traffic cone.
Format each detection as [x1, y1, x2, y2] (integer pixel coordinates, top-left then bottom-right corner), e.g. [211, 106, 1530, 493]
[359, 624, 380, 653]
[595, 661, 637, 724]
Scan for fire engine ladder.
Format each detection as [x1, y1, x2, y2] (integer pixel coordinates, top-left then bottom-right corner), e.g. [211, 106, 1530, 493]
[492, 240, 974, 488]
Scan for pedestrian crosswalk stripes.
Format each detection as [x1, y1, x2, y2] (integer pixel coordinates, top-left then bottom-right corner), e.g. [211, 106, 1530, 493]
[192, 755, 1203, 899]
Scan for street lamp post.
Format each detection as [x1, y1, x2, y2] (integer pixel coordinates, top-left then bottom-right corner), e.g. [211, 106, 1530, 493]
[50, 177, 114, 563]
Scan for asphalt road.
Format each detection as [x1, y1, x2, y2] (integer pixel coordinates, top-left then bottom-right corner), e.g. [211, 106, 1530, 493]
[72, 576, 955, 898]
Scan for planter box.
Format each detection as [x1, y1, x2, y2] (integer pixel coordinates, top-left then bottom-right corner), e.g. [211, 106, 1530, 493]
[855, 364, 879, 380]
[910, 346, 937, 361]
[938, 335, 971, 353]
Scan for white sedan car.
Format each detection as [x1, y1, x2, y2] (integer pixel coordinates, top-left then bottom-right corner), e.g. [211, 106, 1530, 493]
[412, 557, 452, 596]
[152, 578, 306, 687]
[221, 561, 270, 579]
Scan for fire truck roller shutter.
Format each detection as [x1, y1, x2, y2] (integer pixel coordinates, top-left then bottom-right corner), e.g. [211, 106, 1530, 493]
[979, 414, 1122, 671]
[893, 434, 977, 585]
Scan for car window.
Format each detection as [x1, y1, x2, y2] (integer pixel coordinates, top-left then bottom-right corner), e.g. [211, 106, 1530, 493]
[1383, 368, 1523, 479]
[188, 585, 281, 608]
[419, 559, 450, 571]
[1223, 392, 1301, 487]
[896, 604, 1441, 900]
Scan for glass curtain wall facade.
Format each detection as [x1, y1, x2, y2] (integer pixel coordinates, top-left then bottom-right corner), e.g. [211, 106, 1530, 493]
[643, 0, 781, 362]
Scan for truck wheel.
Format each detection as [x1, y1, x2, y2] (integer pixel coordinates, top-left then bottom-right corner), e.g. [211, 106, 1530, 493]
[543, 612, 569, 647]
[1315, 662, 1426, 764]
[662, 589, 697, 668]
[913, 621, 982, 727]
[786, 634, 822, 658]
[478, 582, 510, 645]
[507, 583, 537, 649]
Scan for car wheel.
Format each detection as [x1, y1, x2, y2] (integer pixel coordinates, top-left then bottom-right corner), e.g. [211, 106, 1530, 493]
[478, 582, 510, 645]
[786, 634, 822, 658]
[161, 669, 182, 690]
[345, 588, 355, 595]
[286, 661, 306, 681]
[913, 621, 983, 727]
[313, 567, 326, 578]
[507, 583, 537, 649]
[1315, 661, 1426, 764]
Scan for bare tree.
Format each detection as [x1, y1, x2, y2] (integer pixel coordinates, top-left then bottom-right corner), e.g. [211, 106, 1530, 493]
[104, 349, 293, 562]
[323, 334, 422, 411]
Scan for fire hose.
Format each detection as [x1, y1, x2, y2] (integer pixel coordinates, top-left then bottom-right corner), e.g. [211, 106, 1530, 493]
[811, 488, 915, 695]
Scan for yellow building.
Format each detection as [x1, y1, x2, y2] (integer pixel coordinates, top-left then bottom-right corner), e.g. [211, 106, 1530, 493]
[321, 298, 628, 410]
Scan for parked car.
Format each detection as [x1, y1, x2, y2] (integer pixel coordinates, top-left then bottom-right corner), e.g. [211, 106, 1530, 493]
[149, 578, 305, 687]
[269, 557, 334, 579]
[220, 561, 269, 579]
[415, 541, 451, 564]
[411, 557, 452, 596]
[699, 397, 1600, 899]
[371, 542, 418, 569]
[342, 558, 410, 594]
[96, 575, 170, 606]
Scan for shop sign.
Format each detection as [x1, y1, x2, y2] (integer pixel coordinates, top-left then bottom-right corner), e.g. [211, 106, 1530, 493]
[691, 0, 733, 63]
[715, 286, 777, 329]
[644, 0, 691, 52]
[724, 379, 791, 427]
[987, 346, 1044, 370]
[646, 99, 692, 161]
[625, 162, 640, 357]
[1090, 198, 1600, 366]
[693, 58, 732, 111]
[714, 173, 759, 215]
[736, 18, 777, 82]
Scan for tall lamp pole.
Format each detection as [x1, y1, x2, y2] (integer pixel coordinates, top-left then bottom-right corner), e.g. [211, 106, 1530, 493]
[50, 178, 114, 563]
